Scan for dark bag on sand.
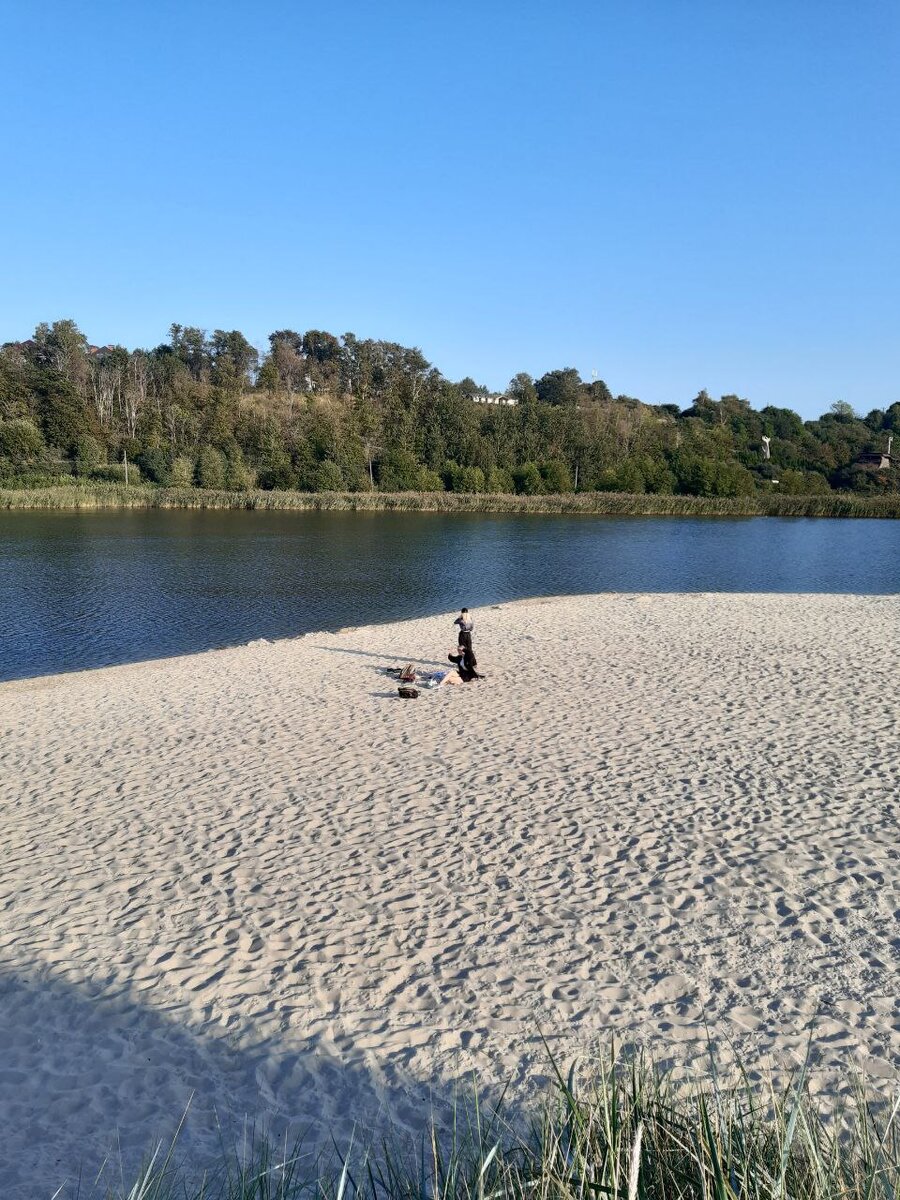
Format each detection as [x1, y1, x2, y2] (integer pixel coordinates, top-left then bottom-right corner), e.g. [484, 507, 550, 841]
[398, 685, 419, 699]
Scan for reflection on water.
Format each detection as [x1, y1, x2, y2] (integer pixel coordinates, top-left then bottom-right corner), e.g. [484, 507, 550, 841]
[1, 509, 898, 680]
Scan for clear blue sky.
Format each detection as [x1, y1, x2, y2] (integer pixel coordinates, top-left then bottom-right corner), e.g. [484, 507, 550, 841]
[1, 0, 897, 419]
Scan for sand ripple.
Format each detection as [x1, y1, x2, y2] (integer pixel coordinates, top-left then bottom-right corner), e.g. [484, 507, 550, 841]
[1, 594, 898, 1196]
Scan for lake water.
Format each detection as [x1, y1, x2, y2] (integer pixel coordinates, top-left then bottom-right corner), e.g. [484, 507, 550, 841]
[2, 509, 899, 681]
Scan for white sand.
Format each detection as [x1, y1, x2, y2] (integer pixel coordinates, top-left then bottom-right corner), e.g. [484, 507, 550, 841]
[1, 593, 899, 1196]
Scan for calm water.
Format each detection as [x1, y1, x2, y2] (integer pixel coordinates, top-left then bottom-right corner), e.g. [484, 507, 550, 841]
[2, 510, 899, 681]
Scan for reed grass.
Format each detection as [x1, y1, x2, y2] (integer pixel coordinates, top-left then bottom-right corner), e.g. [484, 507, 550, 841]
[77, 1047, 899, 1200]
[5, 483, 900, 518]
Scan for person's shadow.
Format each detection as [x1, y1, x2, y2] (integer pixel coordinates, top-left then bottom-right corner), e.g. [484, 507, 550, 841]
[319, 647, 448, 668]
[0, 969, 523, 1200]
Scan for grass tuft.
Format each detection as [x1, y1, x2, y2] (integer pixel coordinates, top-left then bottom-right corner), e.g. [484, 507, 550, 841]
[4, 483, 900, 517]
[70, 1049, 900, 1200]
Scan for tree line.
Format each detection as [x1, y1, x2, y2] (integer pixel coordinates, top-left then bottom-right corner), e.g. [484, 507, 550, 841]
[1, 318, 898, 497]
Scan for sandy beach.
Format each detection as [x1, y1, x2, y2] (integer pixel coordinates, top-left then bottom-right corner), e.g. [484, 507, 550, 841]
[1, 593, 899, 1196]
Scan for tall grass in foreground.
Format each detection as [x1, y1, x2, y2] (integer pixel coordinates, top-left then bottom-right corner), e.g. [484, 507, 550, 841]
[6, 483, 900, 517]
[80, 1049, 899, 1200]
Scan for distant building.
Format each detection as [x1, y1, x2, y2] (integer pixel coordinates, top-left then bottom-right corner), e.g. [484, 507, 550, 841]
[855, 450, 894, 471]
[470, 392, 518, 406]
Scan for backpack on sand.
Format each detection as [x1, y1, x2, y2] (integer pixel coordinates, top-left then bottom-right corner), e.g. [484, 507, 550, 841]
[398, 685, 419, 699]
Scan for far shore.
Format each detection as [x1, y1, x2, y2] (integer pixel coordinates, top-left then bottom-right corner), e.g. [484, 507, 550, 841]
[3, 481, 900, 517]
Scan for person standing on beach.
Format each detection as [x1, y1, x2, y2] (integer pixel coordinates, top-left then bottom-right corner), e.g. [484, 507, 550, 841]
[453, 607, 474, 640]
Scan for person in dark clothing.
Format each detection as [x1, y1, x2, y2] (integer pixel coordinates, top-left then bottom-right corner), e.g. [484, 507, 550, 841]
[448, 633, 482, 681]
[453, 608, 474, 638]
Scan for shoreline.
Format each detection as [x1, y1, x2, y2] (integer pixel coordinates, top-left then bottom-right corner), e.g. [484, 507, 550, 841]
[2, 593, 898, 1195]
[4, 481, 900, 517]
[0, 588, 879, 691]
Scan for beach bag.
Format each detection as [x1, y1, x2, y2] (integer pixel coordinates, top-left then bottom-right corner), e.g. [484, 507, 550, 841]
[399, 662, 416, 683]
[398, 685, 419, 699]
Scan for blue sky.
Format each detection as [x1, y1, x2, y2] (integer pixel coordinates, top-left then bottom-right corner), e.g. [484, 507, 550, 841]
[1, 0, 897, 418]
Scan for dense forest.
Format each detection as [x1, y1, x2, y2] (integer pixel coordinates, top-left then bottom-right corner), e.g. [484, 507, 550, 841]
[1, 319, 898, 497]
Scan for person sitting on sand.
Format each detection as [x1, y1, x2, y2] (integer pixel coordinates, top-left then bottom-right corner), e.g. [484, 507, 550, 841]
[447, 638, 482, 682]
[429, 667, 465, 688]
[429, 640, 482, 687]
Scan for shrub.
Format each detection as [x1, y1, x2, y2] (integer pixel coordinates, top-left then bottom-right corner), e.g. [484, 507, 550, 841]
[342, 465, 373, 492]
[0, 470, 74, 489]
[257, 458, 298, 490]
[225, 449, 253, 491]
[74, 435, 104, 476]
[673, 452, 755, 497]
[772, 468, 830, 495]
[640, 457, 676, 494]
[194, 446, 227, 489]
[540, 460, 573, 493]
[594, 468, 620, 492]
[0, 419, 46, 465]
[445, 463, 486, 493]
[514, 462, 544, 495]
[378, 449, 422, 491]
[616, 459, 648, 493]
[716, 461, 756, 497]
[487, 467, 516, 493]
[89, 463, 142, 484]
[136, 447, 172, 484]
[313, 460, 344, 491]
[168, 456, 195, 488]
[417, 467, 445, 492]
[830, 463, 896, 494]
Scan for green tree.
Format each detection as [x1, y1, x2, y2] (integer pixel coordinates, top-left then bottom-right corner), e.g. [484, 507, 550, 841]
[507, 372, 538, 407]
[31, 319, 89, 383]
[31, 369, 94, 454]
[671, 452, 719, 496]
[760, 405, 805, 440]
[257, 356, 279, 396]
[715, 461, 755, 496]
[638, 455, 676, 494]
[830, 400, 856, 420]
[169, 324, 210, 381]
[210, 330, 258, 392]
[535, 368, 582, 407]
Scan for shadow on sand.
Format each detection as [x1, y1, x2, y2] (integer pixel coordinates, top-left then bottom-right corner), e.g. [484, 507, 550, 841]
[0, 969, 527, 1200]
[318, 646, 449, 668]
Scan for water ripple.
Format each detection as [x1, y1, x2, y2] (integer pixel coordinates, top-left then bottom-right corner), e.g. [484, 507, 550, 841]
[2, 509, 899, 680]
